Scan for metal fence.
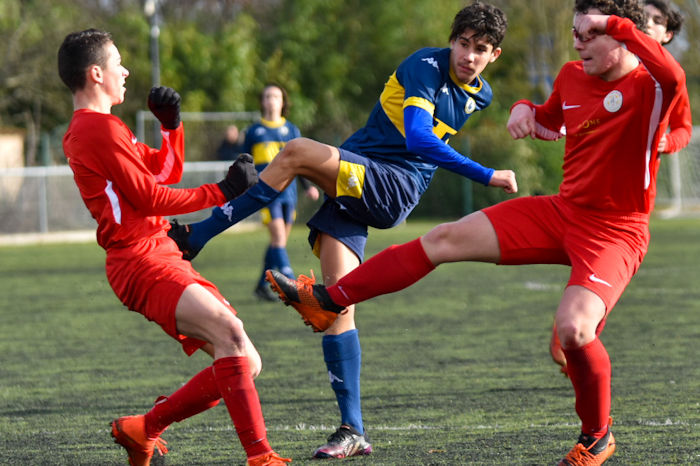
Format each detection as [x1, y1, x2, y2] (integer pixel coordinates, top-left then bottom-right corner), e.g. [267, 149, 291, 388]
[0, 161, 243, 236]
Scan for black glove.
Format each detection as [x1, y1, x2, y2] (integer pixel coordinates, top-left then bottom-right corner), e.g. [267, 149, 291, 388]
[148, 86, 181, 129]
[217, 153, 258, 200]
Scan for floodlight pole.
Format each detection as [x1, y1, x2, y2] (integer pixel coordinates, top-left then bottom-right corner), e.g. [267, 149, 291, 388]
[144, 0, 161, 145]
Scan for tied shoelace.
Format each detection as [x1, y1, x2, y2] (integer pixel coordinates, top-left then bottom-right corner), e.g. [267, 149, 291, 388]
[152, 437, 168, 456]
[562, 442, 604, 465]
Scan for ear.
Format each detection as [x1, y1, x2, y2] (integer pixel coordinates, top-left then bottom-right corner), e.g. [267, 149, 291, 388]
[662, 30, 674, 45]
[489, 47, 502, 63]
[88, 64, 104, 84]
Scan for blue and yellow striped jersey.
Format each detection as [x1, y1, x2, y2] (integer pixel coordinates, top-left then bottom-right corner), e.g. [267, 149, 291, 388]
[243, 117, 302, 168]
[341, 47, 493, 187]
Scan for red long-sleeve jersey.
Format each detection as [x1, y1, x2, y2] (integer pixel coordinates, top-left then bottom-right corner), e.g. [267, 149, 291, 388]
[514, 16, 687, 215]
[63, 109, 225, 250]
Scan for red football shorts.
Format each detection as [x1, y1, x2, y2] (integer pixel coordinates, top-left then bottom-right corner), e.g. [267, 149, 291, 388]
[105, 233, 236, 355]
[483, 195, 650, 315]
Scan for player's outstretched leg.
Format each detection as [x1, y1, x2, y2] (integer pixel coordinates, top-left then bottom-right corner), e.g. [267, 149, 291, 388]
[168, 180, 282, 261]
[265, 269, 344, 332]
[111, 415, 168, 466]
[313, 425, 372, 459]
[558, 418, 616, 465]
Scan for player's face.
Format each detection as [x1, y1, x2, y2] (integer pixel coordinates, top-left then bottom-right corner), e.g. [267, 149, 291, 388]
[644, 4, 672, 44]
[101, 42, 129, 105]
[449, 30, 501, 84]
[573, 10, 628, 81]
[261, 86, 284, 119]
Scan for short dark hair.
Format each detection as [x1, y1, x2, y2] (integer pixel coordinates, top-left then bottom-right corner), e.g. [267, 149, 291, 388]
[574, 0, 647, 31]
[449, 2, 508, 49]
[58, 29, 113, 93]
[260, 83, 289, 117]
[644, 0, 684, 42]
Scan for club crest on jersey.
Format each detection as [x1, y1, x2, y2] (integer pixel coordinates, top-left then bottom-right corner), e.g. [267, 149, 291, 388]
[603, 90, 623, 113]
[465, 97, 477, 114]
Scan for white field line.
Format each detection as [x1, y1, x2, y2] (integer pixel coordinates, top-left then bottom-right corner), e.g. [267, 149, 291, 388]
[95, 419, 695, 435]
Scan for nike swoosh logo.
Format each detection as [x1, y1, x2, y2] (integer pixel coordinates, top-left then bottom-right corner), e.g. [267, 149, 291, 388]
[562, 102, 581, 110]
[589, 274, 612, 287]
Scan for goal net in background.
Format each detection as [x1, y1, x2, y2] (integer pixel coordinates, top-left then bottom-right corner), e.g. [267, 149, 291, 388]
[136, 110, 260, 161]
[0, 112, 261, 241]
[654, 126, 700, 217]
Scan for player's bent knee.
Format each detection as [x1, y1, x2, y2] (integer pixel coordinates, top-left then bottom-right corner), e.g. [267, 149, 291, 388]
[275, 138, 309, 167]
[422, 222, 463, 262]
[207, 312, 249, 353]
[557, 321, 594, 349]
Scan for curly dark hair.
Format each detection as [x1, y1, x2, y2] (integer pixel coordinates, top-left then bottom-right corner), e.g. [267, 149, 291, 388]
[58, 29, 113, 93]
[574, 0, 647, 31]
[644, 0, 684, 42]
[450, 1, 508, 48]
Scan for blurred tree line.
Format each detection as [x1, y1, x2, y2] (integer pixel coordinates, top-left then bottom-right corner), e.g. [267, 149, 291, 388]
[1, 0, 698, 213]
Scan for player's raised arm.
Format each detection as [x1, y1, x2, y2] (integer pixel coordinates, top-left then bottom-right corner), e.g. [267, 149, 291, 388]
[404, 105, 517, 193]
[507, 103, 537, 140]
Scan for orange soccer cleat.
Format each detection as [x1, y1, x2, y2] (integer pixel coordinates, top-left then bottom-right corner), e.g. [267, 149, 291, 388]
[265, 269, 345, 332]
[111, 415, 168, 466]
[558, 418, 616, 465]
[247, 450, 292, 465]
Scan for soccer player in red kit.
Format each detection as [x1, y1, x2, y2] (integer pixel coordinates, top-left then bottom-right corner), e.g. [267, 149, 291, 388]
[58, 29, 290, 466]
[549, 0, 693, 375]
[266, 1, 687, 464]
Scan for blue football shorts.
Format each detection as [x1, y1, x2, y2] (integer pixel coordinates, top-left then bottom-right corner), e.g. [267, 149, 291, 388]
[307, 148, 423, 261]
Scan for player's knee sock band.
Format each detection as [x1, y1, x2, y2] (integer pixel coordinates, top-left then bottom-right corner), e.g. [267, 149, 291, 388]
[328, 237, 435, 306]
[323, 330, 364, 434]
[213, 356, 271, 458]
[188, 181, 280, 249]
[563, 338, 611, 437]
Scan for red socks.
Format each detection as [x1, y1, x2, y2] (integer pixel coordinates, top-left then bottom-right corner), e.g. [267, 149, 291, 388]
[213, 356, 271, 458]
[563, 338, 612, 437]
[144, 357, 271, 459]
[328, 237, 435, 306]
[144, 365, 221, 439]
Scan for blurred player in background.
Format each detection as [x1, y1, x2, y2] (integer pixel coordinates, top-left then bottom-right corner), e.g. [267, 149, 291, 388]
[170, 2, 514, 459]
[171, 83, 319, 302]
[549, 0, 692, 376]
[643, 0, 691, 153]
[267, 1, 687, 464]
[58, 29, 290, 466]
[215, 124, 243, 161]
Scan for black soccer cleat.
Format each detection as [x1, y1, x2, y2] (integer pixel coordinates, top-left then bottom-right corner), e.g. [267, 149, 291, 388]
[167, 219, 201, 261]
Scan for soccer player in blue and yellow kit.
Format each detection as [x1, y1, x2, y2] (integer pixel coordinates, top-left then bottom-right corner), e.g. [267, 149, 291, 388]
[267, 1, 687, 463]
[171, 84, 319, 301]
[242, 85, 320, 300]
[170, 3, 515, 458]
